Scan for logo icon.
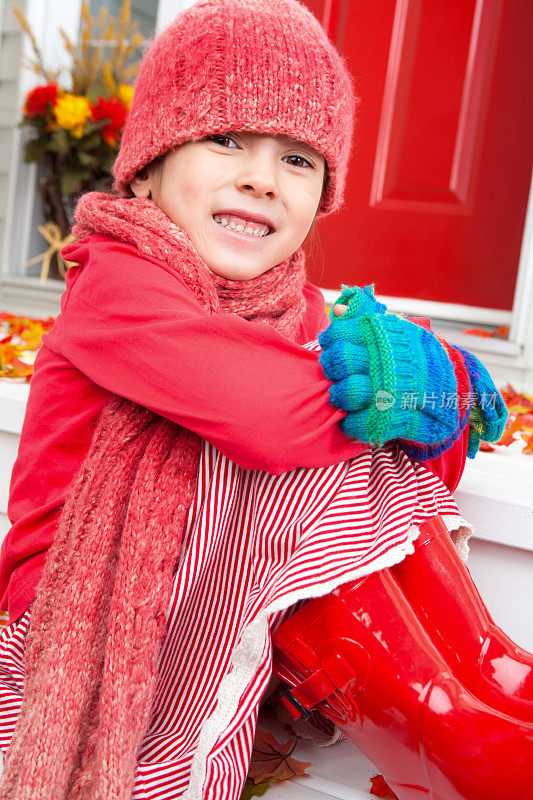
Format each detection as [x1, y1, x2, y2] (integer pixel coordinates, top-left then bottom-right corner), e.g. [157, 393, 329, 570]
[375, 390, 395, 411]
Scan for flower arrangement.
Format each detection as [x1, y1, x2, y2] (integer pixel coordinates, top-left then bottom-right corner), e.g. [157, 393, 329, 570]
[14, 1, 144, 278]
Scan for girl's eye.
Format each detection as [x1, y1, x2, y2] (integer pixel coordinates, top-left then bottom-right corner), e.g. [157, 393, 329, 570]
[207, 134, 238, 148]
[284, 155, 313, 169]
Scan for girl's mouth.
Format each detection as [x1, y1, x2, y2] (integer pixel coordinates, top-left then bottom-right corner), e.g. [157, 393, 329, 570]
[212, 214, 272, 239]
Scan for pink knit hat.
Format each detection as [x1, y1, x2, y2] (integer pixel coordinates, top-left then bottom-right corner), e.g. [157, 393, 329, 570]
[112, 0, 359, 216]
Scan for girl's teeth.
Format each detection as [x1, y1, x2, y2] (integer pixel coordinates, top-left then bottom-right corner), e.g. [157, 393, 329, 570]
[214, 214, 269, 237]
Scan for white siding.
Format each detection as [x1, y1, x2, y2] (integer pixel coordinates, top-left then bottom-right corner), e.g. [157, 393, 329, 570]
[0, 0, 26, 264]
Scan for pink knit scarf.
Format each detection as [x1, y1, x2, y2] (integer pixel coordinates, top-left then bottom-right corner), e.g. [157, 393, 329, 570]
[0, 194, 308, 799]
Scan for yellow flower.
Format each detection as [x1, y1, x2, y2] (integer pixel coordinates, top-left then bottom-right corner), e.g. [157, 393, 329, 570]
[53, 93, 91, 138]
[117, 84, 134, 110]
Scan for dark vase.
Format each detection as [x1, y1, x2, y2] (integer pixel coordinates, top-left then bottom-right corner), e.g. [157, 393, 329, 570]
[36, 155, 114, 281]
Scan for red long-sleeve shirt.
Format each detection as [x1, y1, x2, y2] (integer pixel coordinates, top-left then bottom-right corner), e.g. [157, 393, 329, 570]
[0, 234, 469, 624]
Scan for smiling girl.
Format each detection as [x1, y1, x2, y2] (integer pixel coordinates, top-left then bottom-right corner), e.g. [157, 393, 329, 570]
[0, 1, 528, 799]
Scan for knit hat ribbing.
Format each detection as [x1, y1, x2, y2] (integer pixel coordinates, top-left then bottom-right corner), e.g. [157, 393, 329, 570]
[112, 0, 359, 216]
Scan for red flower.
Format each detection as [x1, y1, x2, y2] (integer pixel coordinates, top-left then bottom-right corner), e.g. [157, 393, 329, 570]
[24, 83, 59, 117]
[90, 96, 128, 146]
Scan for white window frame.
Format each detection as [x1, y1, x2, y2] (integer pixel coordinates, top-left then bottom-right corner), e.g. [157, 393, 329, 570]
[1, 0, 532, 387]
[0, 0, 83, 313]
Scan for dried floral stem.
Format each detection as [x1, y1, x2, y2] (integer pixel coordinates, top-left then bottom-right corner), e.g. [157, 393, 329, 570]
[16, 1, 144, 95]
[12, 5, 60, 83]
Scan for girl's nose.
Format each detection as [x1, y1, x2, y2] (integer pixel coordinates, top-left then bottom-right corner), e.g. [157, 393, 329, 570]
[237, 160, 278, 199]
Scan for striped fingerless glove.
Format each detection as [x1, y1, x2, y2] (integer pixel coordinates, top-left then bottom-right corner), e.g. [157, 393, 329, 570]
[397, 336, 473, 460]
[318, 285, 460, 450]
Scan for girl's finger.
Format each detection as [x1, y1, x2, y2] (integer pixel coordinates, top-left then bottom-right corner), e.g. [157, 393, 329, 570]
[333, 304, 349, 317]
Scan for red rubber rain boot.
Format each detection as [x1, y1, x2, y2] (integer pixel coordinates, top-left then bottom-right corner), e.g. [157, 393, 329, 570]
[271, 568, 533, 800]
[391, 514, 533, 721]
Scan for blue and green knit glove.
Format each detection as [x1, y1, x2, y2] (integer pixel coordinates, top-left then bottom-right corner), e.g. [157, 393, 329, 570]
[318, 284, 459, 447]
[452, 345, 508, 458]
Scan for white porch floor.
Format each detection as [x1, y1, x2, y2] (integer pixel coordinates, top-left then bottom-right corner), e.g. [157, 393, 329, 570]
[256, 708, 378, 800]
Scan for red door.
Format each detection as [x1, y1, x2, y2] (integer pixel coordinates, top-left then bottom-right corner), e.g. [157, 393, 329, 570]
[303, 0, 533, 311]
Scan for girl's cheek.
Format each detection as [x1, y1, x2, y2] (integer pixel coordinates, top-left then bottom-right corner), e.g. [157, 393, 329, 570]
[286, 178, 323, 213]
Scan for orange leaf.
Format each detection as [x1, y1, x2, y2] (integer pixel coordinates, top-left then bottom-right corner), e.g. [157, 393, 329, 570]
[0, 311, 55, 380]
[518, 413, 533, 430]
[479, 441, 495, 452]
[465, 328, 492, 338]
[0, 342, 19, 365]
[507, 404, 533, 416]
[495, 428, 517, 447]
[11, 357, 34, 377]
[507, 394, 533, 413]
[463, 325, 509, 339]
[370, 773, 399, 798]
[508, 415, 526, 435]
[247, 728, 311, 785]
[520, 432, 533, 455]
[501, 384, 533, 406]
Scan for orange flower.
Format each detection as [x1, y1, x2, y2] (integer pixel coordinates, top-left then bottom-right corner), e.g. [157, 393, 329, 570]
[54, 93, 92, 137]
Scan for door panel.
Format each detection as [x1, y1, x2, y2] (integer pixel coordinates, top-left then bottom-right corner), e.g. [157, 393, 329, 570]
[304, 0, 533, 311]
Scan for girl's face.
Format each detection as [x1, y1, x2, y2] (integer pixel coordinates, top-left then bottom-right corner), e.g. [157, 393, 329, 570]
[130, 132, 326, 280]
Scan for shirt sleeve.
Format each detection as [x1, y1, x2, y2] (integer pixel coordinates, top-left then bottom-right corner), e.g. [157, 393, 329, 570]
[46, 236, 367, 475]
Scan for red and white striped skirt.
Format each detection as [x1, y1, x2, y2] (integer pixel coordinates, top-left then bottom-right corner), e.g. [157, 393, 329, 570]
[0, 439, 472, 799]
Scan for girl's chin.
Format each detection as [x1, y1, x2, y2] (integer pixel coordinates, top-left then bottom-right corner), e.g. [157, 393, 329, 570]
[207, 261, 273, 280]
[202, 248, 276, 280]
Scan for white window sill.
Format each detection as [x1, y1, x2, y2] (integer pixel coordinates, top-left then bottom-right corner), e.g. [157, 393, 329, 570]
[454, 439, 533, 552]
[0, 379, 30, 435]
